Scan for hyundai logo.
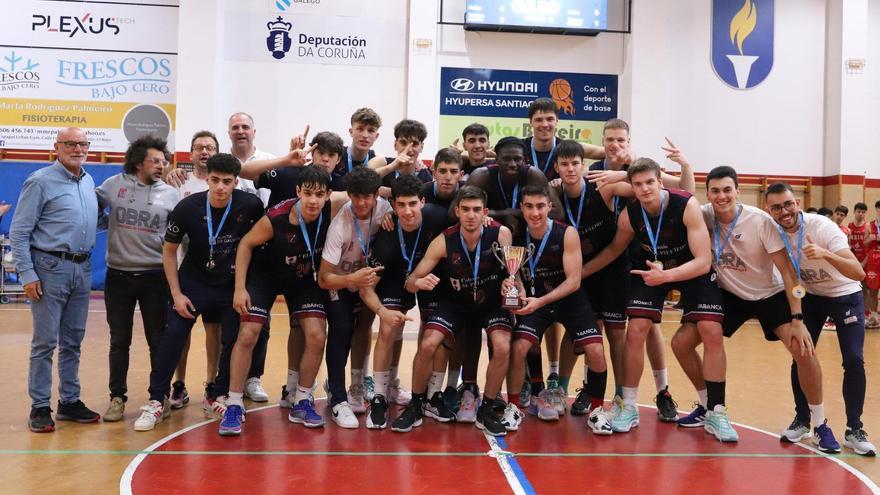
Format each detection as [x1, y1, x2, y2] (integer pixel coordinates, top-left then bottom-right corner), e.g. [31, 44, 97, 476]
[450, 78, 475, 91]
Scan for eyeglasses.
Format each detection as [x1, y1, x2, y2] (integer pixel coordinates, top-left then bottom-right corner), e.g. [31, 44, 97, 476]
[145, 157, 170, 166]
[57, 141, 90, 149]
[193, 145, 217, 153]
[768, 200, 798, 214]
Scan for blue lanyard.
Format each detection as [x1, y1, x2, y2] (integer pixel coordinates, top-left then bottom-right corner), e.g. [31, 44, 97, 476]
[397, 221, 423, 275]
[563, 179, 587, 229]
[531, 137, 557, 174]
[527, 219, 553, 284]
[600, 160, 620, 213]
[459, 227, 483, 291]
[346, 147, 369, 173]
[496, 171, 519, 208]
[350, 205, 373, 260]
[641, 190, 668, 261]
[713, 204, 742, 263]
[206, 193, 232, 261]
[295, 201, 323, 277]
[776, 211, 805, 279]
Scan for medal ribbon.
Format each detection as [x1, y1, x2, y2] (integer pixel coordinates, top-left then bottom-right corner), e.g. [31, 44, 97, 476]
[295, 201, 323, 279]
[713, 204, 742, 263]
[641, 190, 668, 261]
[206, 193, 232, 263]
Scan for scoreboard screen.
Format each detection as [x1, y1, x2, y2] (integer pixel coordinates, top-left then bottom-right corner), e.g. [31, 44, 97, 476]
[464, 0, 609, 34]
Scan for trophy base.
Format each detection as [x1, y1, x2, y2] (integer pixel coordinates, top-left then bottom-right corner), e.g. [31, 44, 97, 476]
[502, 296, 522, 310]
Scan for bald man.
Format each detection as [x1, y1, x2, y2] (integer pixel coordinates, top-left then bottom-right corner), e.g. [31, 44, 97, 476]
[11, 127, 102, 432]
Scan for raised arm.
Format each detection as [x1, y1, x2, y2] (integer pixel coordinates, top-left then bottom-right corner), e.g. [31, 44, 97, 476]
[803, 236, 866, 282]
[239, 145, 314, 180]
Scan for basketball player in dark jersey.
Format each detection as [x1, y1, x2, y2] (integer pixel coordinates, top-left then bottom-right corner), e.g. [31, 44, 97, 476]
[454, 122, 494, 179]
[394, 186, 514, 436]
[521, 97, 604, 182]
[421, 148, 465, 210]
[582, 158, 726, 434]
[332, 107, 382, 191]
[370, 119, 433, 191]
[359, 175, 453, 429]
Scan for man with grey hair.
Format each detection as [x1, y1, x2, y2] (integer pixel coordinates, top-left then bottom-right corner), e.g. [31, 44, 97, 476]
[11, 127, 101, 432]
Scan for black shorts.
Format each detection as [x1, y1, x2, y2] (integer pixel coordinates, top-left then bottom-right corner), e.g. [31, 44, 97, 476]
[424, 300, 512, 348]
[582, 256, 628, 330]
[241, 266, 327, 324]
[627, 271, 724, 324]
[514, 291, 602, 354]
[721, 289, 789, 341]
[376, 276, 416, 313]
[201, 310, 222, 325]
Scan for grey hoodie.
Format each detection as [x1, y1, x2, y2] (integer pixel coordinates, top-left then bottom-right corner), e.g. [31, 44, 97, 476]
[96, 173, 180, 271]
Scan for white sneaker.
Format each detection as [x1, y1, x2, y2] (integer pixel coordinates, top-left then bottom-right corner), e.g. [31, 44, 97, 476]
[347, 383, 367, 413]
[203, 395, 227, 419]
[331, 401, 359, 429]
[501, 403, 524, 431]
[456, 390, 477, 423]
[549, 387, 567, 416]
[134, 400, 164, 431]
[244, 377, 269, 402]
[389, 379, 412, 406]
[844, 429, 877, 456]
[588, 406, 613, 435]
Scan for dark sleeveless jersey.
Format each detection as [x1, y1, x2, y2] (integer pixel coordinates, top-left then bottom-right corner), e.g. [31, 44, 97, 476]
[441, 222, 505, 309]
[330, 148, 375, 192]
[462, 158, 495, 178]
[265, 198, 331, 281]
[381, 157, 434, 188]
[372, 206, 448, 283]
[557, 179, 617, 262]
[521, 137, 559, 181]
[515, 220, 568, 297]
[486, 164, 531, 211]
[256, 167, 302, 210]
[420, 180, 465, 210]
[626, 188, 693, 269]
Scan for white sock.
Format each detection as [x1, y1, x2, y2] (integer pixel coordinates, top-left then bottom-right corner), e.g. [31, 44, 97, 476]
[351, 368, 364, 388]
[809, 403, 825, 427]
[375, 371, 390, 398]
[428, 372, 444, 396]
[227, 392, 244, 408]
[293, 384, 310, 403]
[390, 365, 399, 385]
[697, 389, 708, 409]
[286, 370, 299, 392]
[447, 366, 460, 389]
[652, 368, 668, 393]
[622, 386, 638, 407]
[549, 361, 560, 375]
[583, 363, 590, 383]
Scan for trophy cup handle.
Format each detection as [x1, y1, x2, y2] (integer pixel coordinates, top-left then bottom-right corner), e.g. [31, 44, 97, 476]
[522, 243, 535, 264]
[491, 241, 506, 264]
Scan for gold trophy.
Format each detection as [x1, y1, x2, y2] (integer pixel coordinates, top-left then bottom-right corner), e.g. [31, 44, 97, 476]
[492, 242, 533, 309]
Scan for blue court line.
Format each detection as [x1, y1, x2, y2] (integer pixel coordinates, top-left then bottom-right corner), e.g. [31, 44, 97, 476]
[495, 437, 537, 495]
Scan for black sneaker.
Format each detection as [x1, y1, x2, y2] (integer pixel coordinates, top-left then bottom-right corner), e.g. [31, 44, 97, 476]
[170, 381, 189, 410]
[570, 386, 591, 416]
[56, 400, 100, 423]
[424, 392, 455, 423]
[366, 395, 389, 429]
[442, 385, 460, 413]
[391, 399, 423, 433]
[476, 402, 506, 437]
[654, 387, 679, 423]
[29, 406, 55, 433]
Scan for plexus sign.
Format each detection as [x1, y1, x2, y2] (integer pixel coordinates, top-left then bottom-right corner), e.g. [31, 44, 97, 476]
[439, 67, 617, 149]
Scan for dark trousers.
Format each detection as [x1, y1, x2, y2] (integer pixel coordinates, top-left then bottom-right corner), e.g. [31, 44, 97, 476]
[105, 268, 169, 402]
[249, 320, 270, 379]
[325, 290, 361, 407]
[148, 272, 240, 401]
[792, 291, 866, 430]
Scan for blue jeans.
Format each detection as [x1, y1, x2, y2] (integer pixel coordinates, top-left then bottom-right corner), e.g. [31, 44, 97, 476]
[28, 250, 92, 408]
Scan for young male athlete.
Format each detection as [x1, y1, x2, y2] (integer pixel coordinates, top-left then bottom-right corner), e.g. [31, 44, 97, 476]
[218, 166, 348, 435]
[134, 153, 264, 431]
[764, 183, 875, 456]
[670, 167, 823, 444]
[864, 201, 880, 329]
[453, 123, 493, 178]
[581, 158, 726, 434]
[504, 183, 613, 434]
[333, 108, 382, 191]
[421, 148, 465, 210]
[371, 119, 433, 188]
[397, 186, 514, 436]
[359, 175, 452, 429]
[318, 167, 391, 428]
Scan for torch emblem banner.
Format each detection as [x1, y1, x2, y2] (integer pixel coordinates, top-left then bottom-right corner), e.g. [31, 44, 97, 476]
[711, 0, 774, 90]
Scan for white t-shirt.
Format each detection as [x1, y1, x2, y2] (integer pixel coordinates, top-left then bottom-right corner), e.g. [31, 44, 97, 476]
[763, 212, 862, 298]
[238, 147, 275, 207]
[702, 203, 784, 300]
[322, 198, 392, 292]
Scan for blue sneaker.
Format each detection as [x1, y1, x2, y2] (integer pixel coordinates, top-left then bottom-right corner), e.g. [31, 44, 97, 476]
[813, 421, 841, 453]
[289, 399, 324, 428]
[219, 404, 244, 436]
[611, 404, 639, 433]
[703, 405, 739, 442]
[677, 403, 707, 428]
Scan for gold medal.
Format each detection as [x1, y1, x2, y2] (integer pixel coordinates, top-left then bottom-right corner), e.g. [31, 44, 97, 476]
[792, 285, 806, 299]
[652, 260, 664, 270]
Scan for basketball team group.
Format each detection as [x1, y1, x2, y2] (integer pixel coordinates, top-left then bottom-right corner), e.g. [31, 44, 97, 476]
[9, 98, 879, 458]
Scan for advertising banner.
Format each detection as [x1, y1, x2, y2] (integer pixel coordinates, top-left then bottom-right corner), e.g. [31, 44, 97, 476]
[439, 67, 617, 148]
[0, 0, 179, 152]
